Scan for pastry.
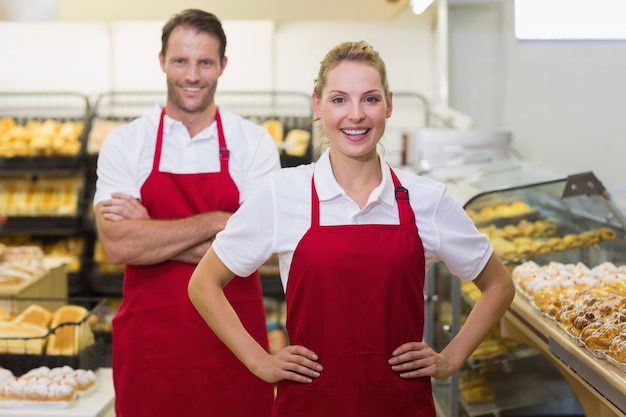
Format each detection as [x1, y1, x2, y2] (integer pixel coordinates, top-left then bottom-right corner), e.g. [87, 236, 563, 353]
[3, 377, 27, 400]
[596, 227, 616, 241]
[47, 381, 76, 401]
[70, 369, 97, 391]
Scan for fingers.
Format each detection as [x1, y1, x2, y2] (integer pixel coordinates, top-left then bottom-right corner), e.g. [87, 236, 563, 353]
[270, 345, 323, 384]
[100, 193, 149, 220]
[389, 342, 436, 378]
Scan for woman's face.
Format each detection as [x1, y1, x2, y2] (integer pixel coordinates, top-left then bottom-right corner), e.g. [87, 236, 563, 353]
[313, 61, 392, 162]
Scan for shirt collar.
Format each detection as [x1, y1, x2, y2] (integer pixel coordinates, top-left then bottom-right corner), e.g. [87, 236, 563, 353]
[313, 149, 397, 207]
[153, 103, 221, 140]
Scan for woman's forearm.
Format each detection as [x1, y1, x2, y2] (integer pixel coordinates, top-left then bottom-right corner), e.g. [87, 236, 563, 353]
[188, 250, 269, 373]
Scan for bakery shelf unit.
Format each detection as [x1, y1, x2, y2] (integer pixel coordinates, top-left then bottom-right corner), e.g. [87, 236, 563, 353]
[428, 166, 626, 417]
[0, 92, 93, 295]
[85, 91, 314, 298]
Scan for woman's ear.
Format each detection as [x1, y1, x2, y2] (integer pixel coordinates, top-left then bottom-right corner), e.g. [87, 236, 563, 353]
[312, 93, 322, 119]
[386, 92, 393, 118]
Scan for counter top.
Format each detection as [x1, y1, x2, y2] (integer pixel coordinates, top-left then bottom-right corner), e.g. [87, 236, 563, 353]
[0, 368, 114, 417]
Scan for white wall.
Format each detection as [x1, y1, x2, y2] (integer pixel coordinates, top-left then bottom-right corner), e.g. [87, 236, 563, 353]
[448, 1, 626, 209]
[0, 10, 435, 167]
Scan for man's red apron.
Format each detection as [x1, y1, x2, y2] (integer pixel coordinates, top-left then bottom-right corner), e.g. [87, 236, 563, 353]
[112, 108, 274, 417]
[273, 168, 435, 417]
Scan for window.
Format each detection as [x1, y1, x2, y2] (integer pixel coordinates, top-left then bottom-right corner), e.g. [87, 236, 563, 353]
[515, 0, 626, 40]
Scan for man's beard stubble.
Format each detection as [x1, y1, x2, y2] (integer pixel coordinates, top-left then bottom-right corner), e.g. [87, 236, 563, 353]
[167, 79, 217, 115]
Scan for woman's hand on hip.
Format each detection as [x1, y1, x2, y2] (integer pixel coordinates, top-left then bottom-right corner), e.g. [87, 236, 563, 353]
[388, 342, 453, 380]
[254, 345, 323, 384]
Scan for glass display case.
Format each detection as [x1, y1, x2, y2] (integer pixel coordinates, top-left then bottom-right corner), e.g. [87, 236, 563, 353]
[425, 165, 626, 417]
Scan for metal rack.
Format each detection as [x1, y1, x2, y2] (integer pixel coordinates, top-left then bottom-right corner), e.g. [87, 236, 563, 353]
[90, 90, 315, 167]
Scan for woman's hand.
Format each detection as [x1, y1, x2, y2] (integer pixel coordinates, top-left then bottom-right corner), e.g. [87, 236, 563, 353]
[254, 345, 323, 384]
[388, 342, 453, 380]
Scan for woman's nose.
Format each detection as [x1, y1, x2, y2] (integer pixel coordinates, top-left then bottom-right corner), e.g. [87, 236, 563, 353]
[348, 104, 365, 121]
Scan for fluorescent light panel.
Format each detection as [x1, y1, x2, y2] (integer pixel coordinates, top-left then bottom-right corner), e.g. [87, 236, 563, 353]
[411, 0, 435, 14]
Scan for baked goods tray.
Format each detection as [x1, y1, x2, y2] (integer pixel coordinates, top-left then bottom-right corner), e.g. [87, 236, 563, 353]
[0, 297, 107, 376]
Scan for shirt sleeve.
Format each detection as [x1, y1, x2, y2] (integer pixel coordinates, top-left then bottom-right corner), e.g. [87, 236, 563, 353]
[212, 176, 277, 277]
[93, 123, 143, 207]
[430, 188, 493, 281]
[235, 124, 281, 203]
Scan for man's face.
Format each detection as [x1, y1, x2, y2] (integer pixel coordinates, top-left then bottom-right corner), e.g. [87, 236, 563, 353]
[159, 26, 226, 116]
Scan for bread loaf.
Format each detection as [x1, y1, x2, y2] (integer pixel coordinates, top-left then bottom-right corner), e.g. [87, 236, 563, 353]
[13, 304, 53, 328]
[46, 305, 94, 356]
[284, 129, 310, 157]
[262, 119, 284, 146]
[0, 321, 48, 354]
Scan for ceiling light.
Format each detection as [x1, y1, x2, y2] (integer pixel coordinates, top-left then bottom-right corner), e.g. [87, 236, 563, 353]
[411, 0, 435, 14]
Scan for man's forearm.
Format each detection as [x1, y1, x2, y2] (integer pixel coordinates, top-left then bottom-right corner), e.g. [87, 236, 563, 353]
[170, 240, 214, 264]
[97, 211, 230, 265]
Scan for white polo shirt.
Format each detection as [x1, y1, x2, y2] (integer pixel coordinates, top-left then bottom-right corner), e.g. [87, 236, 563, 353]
[213, 149, 493, 291]
[93, 104, 281, 207]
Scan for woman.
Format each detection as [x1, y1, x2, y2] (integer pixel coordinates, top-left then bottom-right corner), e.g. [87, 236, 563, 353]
[189, 40, 514, 417]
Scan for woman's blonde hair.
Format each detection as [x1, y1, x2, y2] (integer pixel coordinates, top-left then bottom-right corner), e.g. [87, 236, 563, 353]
[312, 41, 391, 150]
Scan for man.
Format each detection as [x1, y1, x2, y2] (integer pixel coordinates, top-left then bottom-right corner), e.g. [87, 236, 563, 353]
[93, 9, 279, 417]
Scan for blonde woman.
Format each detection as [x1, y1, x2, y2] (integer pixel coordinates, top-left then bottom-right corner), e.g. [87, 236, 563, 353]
[189, 40, 514, 417]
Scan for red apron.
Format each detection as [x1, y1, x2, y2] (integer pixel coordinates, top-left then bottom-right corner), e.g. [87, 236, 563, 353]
[112, 108, 274, 417]
[273, 168, 435, 417]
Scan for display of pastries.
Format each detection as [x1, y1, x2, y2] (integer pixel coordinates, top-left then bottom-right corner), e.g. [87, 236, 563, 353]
[0, 117, 83, 157]
[466, 200, 534, 224]
[481, 221, 617, 261]
[0, 365, 97, 403]
[513, 260, 626, 366]
[0, 176, 82, 216]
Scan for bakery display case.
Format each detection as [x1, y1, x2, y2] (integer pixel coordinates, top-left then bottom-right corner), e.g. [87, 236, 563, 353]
[426, 165, 626, 417]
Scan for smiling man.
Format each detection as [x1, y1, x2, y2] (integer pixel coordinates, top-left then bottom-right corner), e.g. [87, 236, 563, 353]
[92, 9, 280, 417]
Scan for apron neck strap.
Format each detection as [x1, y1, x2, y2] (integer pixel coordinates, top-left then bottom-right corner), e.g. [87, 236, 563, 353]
[310, 165, 415, 227]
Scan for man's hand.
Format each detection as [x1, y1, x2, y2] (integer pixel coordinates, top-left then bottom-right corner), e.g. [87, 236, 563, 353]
[99, 192, 150, 221]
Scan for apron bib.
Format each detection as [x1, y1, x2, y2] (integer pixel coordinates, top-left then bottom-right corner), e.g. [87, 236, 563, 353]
[112, 108, 273, 417]
[273, 168, 435, 417]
